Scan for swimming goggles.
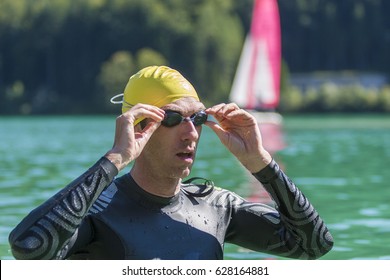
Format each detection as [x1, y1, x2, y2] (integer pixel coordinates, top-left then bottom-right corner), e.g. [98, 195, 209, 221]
[161, 110, 208, 127]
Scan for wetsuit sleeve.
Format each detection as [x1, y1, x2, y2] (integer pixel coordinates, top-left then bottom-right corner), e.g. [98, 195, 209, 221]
[225, 159, 334, 259]
[8, 157, 118, 259]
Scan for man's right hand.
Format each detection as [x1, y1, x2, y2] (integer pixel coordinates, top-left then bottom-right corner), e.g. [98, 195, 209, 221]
[104, 104, 165, 171]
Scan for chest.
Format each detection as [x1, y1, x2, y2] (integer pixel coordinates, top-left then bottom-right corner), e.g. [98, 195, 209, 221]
[97, 196, 230, 259]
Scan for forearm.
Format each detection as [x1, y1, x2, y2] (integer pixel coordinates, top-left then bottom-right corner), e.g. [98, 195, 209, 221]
[253, 160, 334, 259]
[8, 157, 118, 259]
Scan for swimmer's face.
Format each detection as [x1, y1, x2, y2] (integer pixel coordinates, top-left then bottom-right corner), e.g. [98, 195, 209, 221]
[136, 97, 206, 179]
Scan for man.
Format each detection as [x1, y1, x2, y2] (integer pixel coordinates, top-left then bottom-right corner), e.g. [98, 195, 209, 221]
[9, 66, 333, 260]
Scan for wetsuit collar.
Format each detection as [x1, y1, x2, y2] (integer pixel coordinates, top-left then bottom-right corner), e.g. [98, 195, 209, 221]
[117, 173, 182, 209]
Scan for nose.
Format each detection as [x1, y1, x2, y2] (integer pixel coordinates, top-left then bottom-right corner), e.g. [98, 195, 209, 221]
[181, 119, 200, 142]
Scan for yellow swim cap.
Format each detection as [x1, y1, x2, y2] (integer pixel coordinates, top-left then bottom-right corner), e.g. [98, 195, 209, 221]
[111, 66, 199, 125]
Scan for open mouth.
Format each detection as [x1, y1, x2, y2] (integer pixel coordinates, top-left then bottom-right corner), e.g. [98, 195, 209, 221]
[176, 152, 194, 161]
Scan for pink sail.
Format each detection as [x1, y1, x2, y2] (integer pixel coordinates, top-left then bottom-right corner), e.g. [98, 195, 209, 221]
[230, 0, 281, 110]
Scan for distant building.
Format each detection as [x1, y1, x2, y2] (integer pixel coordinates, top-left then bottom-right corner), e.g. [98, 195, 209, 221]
[289, 72, 388, 91]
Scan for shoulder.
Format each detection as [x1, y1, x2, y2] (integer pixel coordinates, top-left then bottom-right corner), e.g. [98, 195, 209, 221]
[89, 182, 119, 215]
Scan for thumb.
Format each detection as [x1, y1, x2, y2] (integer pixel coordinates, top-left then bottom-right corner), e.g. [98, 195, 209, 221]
[205, 121, 229, 144]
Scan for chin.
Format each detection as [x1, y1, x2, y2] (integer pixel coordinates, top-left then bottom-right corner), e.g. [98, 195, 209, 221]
[175, 167, 192, 179]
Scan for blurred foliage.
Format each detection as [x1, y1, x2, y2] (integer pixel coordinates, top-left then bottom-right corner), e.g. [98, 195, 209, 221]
[135, 48, 168, 70]
[280, 83, 390, 113]
[0, 0, 390, 114]
[97, 50, 135, 111]
[0, 0, 245, 114]
[96, 47, 168, 112]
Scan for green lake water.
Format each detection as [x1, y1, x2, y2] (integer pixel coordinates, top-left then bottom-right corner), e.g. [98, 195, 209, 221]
[1, 114, 389, 260]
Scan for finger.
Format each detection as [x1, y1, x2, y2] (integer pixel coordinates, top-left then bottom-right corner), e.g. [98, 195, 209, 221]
[134, 122, 159, 151]
[206, 103, 241, 124]
[206, 103, 239, 114]
[205, 104, 229, 124]
[223, 108, 246, 119]
[222, 108, 258, 127]
[136, 121, 160, 140]
[113, 114, 133, 147]
[125, 104, 165, 124]
[205, 103, 226, 115]
[219, 103, 240, 116]
[204, 120, 228, 142]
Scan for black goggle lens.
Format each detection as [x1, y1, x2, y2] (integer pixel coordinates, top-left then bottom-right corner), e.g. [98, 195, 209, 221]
[162, 110, 208, 127]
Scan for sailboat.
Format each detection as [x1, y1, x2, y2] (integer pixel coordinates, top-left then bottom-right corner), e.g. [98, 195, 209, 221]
[230, 0, 282, 128]
[231, 0, 284, 204]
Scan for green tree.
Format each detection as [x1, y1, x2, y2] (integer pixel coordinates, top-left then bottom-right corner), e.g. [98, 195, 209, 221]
[97, 51, 135, 112]
[135, 48, 168, 70]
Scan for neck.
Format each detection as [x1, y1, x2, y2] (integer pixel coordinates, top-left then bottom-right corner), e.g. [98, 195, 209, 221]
[130, 163, 182, 198]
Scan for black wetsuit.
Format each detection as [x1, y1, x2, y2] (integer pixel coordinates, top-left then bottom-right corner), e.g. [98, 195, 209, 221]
[9, 158, 333, 260]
